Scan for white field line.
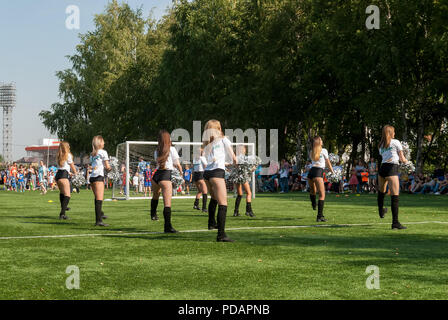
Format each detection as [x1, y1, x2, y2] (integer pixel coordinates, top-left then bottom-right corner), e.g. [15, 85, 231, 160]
[0, 221, 447, 240]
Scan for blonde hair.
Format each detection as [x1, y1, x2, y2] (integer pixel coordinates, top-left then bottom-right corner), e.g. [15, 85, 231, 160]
[311, 136, 322, 162]
[202, 120, 224, 148]
[379, 125, 394, 149]
[236, 144, 246, 157]
[91, 135, 104, 157]
[57, 141, 71, 167]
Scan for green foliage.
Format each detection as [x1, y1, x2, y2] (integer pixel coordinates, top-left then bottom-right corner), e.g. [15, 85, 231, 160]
[40, 0, 448, 171]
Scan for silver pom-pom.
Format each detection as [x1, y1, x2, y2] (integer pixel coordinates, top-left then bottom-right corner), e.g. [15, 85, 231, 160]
[228, 155, 262, 184]
[328, 153, 340, 165]
[400, 162, 415, 174]
[399, 141, 415, 174]
[171, 169, 184, 189]
[71, 172, 86, 188]
[107, 157, 121, 182]
[326, 167, 343, 183]
[401, 141, 412, 160]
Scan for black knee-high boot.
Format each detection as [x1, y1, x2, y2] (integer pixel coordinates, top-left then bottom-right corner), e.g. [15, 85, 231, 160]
[59, 194, 64, 218]
[59, 195, 70, 220]
[233, 195, 242, 216]
[95, 199, 108, 226]
[245, 202, 255, 217]
[163, 207, 177, 233]
[150, 199, 159, 220]
[193, 198, 200, 210]
[217, 205, 234, 242]
[310, 194, 317, 210]
[391, 195, 406, 229]
[202, 194, 208, 212]
[208, 198, 218, 229]
[377, 192, 387, 218]
[317, 200, 327, 222]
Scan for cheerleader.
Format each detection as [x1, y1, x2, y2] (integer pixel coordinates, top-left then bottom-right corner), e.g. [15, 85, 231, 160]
[192, 147, 208, 213]
[233, 145, 255, 217]
[55, 142, 77, 220]
[90, 136, 111, 227]
[151, 130, 183, 233]
[308, 136, 335, 222]
[203, 120, 237, 242]
[377, 125, 408, 229]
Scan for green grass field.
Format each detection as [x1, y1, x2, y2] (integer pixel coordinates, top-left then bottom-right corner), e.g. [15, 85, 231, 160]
[0, 189, 447, 300]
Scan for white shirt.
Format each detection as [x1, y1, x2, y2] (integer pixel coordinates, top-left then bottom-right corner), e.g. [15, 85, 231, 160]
[279, 167, 289, 178]
[379, 139, 403, 164]
[204, 137, 233, 171]
[154, 146, 180, 170]
[311, 148, 329, 169]
[58, 154, 73, 172]
[193, 156, 207, 172]
[90, 149, 109, 178]
[132, 176, 139, 185]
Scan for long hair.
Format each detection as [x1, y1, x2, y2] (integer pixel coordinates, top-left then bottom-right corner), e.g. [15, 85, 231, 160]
[91, 135, 104, 157]
[379, 125, 394, 149]
[57, 141, 71, 167]
[202, 120, 224, 149]
[157, 130, 171, 170]
[311, 136, 322, 162]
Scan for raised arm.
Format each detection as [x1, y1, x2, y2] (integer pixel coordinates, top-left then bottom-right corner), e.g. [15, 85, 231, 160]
[398, 151, 408, 164]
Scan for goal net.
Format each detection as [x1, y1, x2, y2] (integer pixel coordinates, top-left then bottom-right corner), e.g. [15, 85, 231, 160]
[111, 141, 256, 200]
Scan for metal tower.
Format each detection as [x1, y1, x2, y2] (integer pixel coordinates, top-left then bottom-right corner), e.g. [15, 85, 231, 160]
[0, 83, 16, 162]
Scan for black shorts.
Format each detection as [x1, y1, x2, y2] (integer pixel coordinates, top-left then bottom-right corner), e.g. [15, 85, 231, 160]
[379, 163, 399, 178]
[55, 170, 69, 181]
[308, 167, 324, 180]
[152, 170, 171, 184]
[203, 169, 225, 180]
[192, 172, 204, 183]
[89, 176, 104, 183]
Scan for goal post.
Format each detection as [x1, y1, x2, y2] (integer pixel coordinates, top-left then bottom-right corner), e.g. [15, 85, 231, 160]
[111, 141, 256, 200]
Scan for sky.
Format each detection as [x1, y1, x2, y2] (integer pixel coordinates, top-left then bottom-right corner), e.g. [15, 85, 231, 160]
[0, 0, 173, 161]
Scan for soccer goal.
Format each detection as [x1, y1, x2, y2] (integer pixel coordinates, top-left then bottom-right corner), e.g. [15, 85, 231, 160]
[111, 141, 256, 200]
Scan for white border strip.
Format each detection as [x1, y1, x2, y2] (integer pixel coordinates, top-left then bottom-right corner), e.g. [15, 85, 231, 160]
[0, 221, 446, 240]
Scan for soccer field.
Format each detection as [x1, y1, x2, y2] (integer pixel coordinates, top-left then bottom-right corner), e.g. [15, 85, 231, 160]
[0, 190, 447, 300]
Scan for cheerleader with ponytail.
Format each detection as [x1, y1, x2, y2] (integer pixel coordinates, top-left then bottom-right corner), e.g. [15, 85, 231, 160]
[233, 145, 255, 217]
[56, 142, 77, 220]
[90, 136, 111, 227]
[192, 147, 208, 213]
[308, 136, 334, 222]
[203, 120, 237, 242]
[377, 125, 408, 229]
[151, 130, 183, 233]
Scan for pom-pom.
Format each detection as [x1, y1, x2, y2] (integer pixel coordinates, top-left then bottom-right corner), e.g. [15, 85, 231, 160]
[326, 167, 343, 183]
[107, 157, 121, 182]
[399, 162, 415, 175]
[71, 172, 86, 188]
[171, 169, 184, 189]
[401, 141, 412, 160]
[328, 153, 340, 165]
[228, 155, 262, 183]
[399, 141, 415, 174]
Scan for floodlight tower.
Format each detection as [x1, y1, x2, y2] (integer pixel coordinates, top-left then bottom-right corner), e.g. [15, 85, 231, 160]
[0, 83, 16, 162]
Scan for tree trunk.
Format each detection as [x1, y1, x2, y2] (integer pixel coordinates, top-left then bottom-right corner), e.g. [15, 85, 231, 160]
[296, 122, 303, 170]
[415, 115, 425, 174]
[401, 100, 408, 141]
